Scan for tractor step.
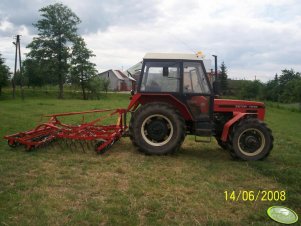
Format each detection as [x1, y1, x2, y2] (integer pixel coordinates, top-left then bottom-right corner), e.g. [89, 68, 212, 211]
[194, 121, 213, 136]
[194, 135, 212, 143]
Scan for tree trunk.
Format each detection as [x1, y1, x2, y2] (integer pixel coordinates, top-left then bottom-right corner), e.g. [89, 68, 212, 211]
[81, 82, 86, 100]
[81, 72, 86, 100]
[57, 38, 64, 99]
[58, 73, 64, 99]
[12, 79, 15, 99]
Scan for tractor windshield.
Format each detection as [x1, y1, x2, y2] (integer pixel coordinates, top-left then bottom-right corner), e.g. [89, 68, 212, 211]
[141, 61, 180, 92]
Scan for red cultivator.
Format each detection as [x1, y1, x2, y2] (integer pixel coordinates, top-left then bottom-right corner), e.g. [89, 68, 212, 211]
[4, 109, 127, 154]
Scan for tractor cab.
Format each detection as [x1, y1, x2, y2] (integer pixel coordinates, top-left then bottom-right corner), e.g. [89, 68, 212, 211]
[136, 53, 214, 135]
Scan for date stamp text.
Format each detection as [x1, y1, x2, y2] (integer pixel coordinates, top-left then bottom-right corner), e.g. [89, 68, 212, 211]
[224, 190, 286, 202]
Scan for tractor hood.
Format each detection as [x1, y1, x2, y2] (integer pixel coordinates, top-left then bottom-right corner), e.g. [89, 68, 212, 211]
[214, 99, 265, 109]
[214, 99, 265, 120]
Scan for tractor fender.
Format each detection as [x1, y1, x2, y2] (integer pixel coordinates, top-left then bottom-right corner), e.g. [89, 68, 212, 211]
[221, 112, 256, 142]
[127, 93, 193, 120]
[127, 93, 141, 112]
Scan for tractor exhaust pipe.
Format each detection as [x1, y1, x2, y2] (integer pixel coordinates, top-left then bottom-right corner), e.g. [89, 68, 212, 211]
[212, 55, 218, 81]
[212, 55, 220, 96]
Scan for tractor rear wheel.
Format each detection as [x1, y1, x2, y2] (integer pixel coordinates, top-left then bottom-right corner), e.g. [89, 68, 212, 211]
[129, 112, 138, 148]
[130, 103, 185, 155]
[229, 118, 273, 160]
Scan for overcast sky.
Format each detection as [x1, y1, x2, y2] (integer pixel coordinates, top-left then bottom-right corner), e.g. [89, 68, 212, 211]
[0, 0, 300, 81]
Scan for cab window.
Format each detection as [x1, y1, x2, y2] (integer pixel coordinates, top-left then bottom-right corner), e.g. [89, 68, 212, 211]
[183, 62, 210, 94]
[140, 61, 180, 92]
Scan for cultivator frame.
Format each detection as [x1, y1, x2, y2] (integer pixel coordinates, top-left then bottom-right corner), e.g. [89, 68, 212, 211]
[4, 109, 127, 154]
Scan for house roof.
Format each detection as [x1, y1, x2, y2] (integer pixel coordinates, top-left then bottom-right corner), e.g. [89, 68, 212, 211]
[100, 69, 136, 81]
[113, 70, 126, 80]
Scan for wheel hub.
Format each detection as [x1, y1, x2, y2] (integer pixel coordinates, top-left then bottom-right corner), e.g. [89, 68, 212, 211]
[238, 128, 265, 156]
[244, 135, 260, 152]
[146, 119, 168, 142]
[141, 114, 174, 147]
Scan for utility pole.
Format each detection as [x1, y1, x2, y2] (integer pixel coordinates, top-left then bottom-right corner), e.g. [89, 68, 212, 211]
[12, 37, 17, 99]
[12, 35, 24, 100]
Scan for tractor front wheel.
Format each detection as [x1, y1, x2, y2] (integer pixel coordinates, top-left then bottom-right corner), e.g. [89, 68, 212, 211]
[230, 118, 273, 160]
[130, 103, 185, 155]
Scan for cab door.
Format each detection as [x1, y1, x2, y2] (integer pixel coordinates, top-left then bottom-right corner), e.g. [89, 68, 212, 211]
[183, 61, 213, 122]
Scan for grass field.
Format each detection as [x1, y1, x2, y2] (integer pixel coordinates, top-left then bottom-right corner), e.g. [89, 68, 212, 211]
[0, 94, 300, 225]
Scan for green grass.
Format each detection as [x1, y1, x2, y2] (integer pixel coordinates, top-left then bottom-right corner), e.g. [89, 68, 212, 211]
[265, 101, 301, 112]
[0, 86, 117, 100]
[0, 94, 300, 225]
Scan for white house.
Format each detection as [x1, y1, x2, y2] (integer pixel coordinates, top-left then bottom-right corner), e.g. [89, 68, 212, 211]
[98, 69, 136, 91]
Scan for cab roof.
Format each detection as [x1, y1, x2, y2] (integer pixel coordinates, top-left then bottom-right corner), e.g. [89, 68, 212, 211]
[143, 53, 203, 61]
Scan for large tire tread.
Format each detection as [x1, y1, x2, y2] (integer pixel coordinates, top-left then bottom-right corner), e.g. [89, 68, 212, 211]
[228, 117, 273, 161]
[129, 111, 138, 147]
[129, 103, 185, 155]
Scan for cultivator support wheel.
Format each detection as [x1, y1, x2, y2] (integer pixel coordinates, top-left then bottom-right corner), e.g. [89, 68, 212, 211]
[4, 109, 127, 154]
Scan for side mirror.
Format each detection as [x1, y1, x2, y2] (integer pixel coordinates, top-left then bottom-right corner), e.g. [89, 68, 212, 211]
[213, 81, 221, 96]
[163, 67, 169, 77]
[129, 89, 135, 100]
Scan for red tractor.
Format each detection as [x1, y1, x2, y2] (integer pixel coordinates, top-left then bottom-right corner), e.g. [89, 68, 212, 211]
[4, 53, 273, 161]
[127, 53, 273, 160]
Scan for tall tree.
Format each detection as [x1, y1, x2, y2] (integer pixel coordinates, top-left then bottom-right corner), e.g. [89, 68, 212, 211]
[219, 62, 228, 95]
[0, 53, 10, 96]
[22, 59, 44, 87]
[279, 69, 300, 87]
[274, 73, 278, 84]
[70, 37, 97, 100]
[27, 3, 81, 99]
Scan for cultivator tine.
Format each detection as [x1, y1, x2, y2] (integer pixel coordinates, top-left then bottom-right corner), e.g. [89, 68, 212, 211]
[74, 140, 80, 151]
[49, 139, 56, 149]
[70, 140, 77, 152]
[87, 140, 94, 150]
[85, 140, 92, 151]
[69, 140, 75, 152]
[79, 140, 86, 153]
[50, 138, 58, 148]
[85, 141, 89, 152]
[58, 138, 64, 150]
[67, 140, 72, 151]
[63, 139, 72, 152]
[61, 139, 66, 148]
[90, 140, 95, 151]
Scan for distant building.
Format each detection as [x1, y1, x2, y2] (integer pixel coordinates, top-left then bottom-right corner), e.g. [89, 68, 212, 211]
[98, 69, 136, 91]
